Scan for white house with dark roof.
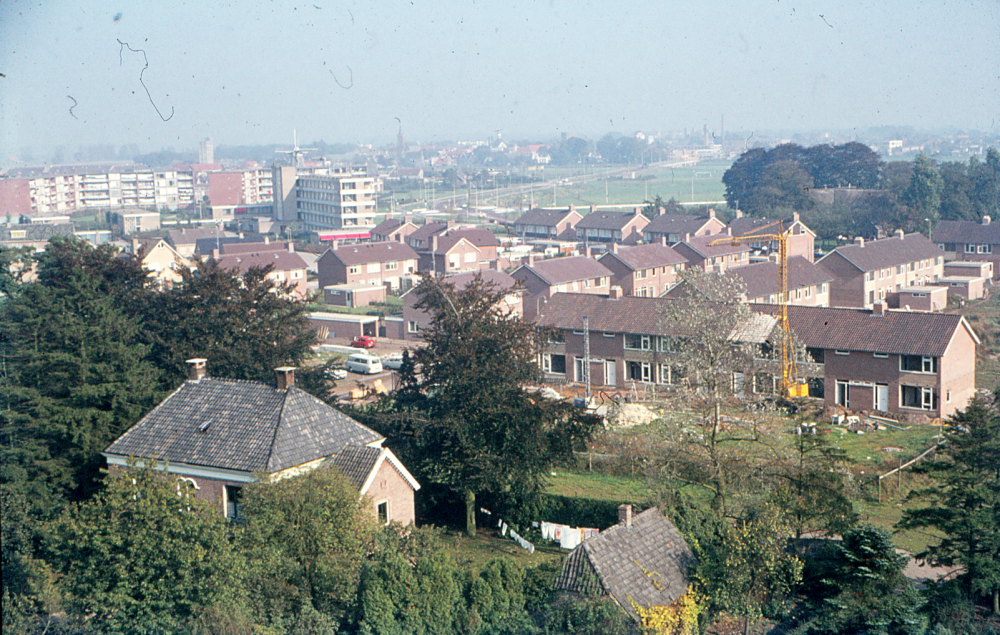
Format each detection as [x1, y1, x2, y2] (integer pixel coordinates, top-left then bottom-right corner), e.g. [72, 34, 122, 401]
[104, 361, 420, 525]
[817, 231, 945, 308]
[553, 505, 695, 623]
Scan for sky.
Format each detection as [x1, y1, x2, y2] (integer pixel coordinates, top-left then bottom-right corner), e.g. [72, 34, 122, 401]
[1, 0, 998, 160]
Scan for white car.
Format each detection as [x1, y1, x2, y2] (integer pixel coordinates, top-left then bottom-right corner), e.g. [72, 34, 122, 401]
[324, 366, 348, 381]
[382, 352, 405, 370]
[345, 353, 383, 375]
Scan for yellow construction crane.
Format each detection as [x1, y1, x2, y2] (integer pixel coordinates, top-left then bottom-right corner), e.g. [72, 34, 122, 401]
[709, 223, 809, 398]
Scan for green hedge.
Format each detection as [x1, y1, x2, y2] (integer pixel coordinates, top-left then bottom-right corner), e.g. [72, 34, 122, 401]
[531, 494, 642, 529]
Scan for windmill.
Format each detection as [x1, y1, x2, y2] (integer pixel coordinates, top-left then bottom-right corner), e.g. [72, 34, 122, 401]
[275, 130, 316, 168]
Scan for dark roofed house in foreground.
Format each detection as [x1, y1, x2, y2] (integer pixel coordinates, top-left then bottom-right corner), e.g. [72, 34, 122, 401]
[104, 360, 420, 525]
[553, 504, 695, 622]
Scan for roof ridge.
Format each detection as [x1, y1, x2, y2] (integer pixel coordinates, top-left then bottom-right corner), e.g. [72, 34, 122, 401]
[264, 383, 287, 471]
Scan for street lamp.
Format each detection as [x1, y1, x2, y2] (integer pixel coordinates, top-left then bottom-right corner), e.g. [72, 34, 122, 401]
[925, 218, 932, 239]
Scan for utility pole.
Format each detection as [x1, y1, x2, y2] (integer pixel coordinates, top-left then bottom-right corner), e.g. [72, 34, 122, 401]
[583, 315, 591, 400]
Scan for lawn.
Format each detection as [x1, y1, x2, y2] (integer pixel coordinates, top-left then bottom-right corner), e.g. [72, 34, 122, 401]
[953, 292, 1000, 390]
[432, 527, 564, 571]
[308, 297, 403, 316]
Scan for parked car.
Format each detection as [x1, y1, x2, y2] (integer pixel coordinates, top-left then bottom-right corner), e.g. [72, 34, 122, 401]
[324, 366, 348, 381]
[345, 353, 383, 375]
[352, 335, 376, 348]
[382, 352, 405, 370]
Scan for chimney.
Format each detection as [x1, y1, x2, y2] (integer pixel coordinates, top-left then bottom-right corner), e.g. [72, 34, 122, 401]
[264, 236, 270, 244]
[275, 366, 296, 390]
[527, 254, 536, 266]
[873, 302, 886, 316]
[432, 235, 439, 252]
[634, 206, 642, 215]
[684, 232, 692, 242]
[983, 215, 991, 226]
[589, 205, 596, 215]
[792, 212, 800, 222]
[658, 206, 665, 216]
[212, 247, 220, 260]
[131, 237, 140, 255]
[661, 236, 668, 246]
[568, 204, 575, 214]
[709, 208, 716, 219]
[618, 503, 633, 527]
[768, 252, 780, 263]
[186, 358, 207, 381]
[735, 209, 743, 219]
[331, 239, 339, 250]
[609, 286, 623, 299]
[854, 236, 865, 247]
[611, 242, 619, 254]
[894, 229, 904, 240]
[585, 245, 593, 258]
[287, 241, 295, 253]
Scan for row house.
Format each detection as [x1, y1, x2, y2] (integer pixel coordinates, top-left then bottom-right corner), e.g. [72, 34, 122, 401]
[392, 270, 522, 341]
[127, 237, 191, 288]
[642, 209, 726, 244]
[513, 206, 583, 241]
[576, 209, 648, 245]
[672, 233, 751, 273]
[511, 255, 614, 321]
[932, 216, 1000, 280]
[215, 246, 309, 298]
[728, 212, 816, 262]
[371, 215, 419, 243]
[166, 227, 233, 258]
[754, 303, 979, 420]
[730, 257, 833, 307]
[816, 231, 945, 308]
[596, 242, 687, 297]
[316, 241, 419, 291]
[406, 223, 500, 274]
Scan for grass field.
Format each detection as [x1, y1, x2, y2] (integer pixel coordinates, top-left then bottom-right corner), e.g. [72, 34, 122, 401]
[953, 292, 1000, 390]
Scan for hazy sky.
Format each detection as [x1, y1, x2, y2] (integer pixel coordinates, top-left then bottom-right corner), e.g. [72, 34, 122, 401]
[1, 0, 998, 159]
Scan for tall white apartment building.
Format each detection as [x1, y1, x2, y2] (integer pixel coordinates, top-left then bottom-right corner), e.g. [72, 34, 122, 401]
[272, 165, 379, 232]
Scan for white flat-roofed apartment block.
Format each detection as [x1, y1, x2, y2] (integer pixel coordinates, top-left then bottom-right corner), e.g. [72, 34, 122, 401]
[12, 167, 196, 214]
[295, 166, 379, 232]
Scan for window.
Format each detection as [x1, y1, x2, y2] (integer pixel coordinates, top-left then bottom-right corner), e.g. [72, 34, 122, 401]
[965, 243, 976, 253]
[979, 244, 993, 254]
[625, 361, 652, 382]
[385, 261, 398, 271]
[659, 364, 685, 385]
[603, 332, 615, 338]
[897, 265, 905, 274]
[11, 230, 26, 239]
[224, 485, 243, 520]
[900, 355, 937, 374]
[407, 320, 418, 333]
[544, 354, 566, 374]
[805, 347, 825, 364]
[658, 336, 677, 352]
[574, 357, 588, 382]
[873, 352, 889, 359]
[348, 265, 360, 274]
[835, 350, 850, 356]
[376, 501, 389, 525]
[624, 334, 651, 350]
[901, 385, 936, 410]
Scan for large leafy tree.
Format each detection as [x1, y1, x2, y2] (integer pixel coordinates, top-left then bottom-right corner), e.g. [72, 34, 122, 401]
[902, 152, 945, 225]
[44, 463, 244, 633]
[145, 258, 316, 382]
[898, 396, 1000, 615]
[363, 274, 601, 536]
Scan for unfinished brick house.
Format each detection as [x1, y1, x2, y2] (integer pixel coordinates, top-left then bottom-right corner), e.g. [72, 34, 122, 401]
[932, 216, 1000, 280]
[728, 212, 817, 262]
[104, 362, 420, 525]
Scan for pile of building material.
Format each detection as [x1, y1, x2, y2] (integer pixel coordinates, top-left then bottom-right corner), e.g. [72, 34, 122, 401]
[606, 403, 659, 428]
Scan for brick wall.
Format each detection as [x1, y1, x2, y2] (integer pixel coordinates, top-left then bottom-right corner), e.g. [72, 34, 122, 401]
[366, 458, 416, 525]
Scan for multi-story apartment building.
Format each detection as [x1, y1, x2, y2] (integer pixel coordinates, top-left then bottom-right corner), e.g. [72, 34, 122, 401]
[817, 231, 945, 308]
[291, 166, 379, 233]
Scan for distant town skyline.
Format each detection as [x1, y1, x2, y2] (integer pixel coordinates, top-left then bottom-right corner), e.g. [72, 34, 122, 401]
[1, 0, 998, 161]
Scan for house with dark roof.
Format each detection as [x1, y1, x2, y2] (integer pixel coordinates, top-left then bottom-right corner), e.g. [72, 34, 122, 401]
[729, 256, 833, 306]
[642, 209, 726, 244]
[728, 211, 817, 262]
[511, 255, 614, 320]
[166, 227, 234, 258]
[597, 242, 687, 297]
[534, 291, 776, 388]
[215, 247, 309, 298]
[932, 216, 1000, 280]
[316, 241, 419, 291]
[816, 230, 946, 308]
[126, 237, 191, 288]
[672, 233, 752, 273]
[553, 505, 695, 622]
[576, 209, 649, 245]
[513, 206, 583, 241]
[104, 361, 420, 524]
[391, 269, 522, 340]
[371, 215, 420, 243]
[405, 223, 501, 274]
[754, 303, 979, 419]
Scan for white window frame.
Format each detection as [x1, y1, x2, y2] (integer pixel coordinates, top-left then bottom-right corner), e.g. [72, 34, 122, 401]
[624, 334, 652, 351]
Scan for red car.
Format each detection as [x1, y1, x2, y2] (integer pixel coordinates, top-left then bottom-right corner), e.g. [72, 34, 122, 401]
[352, 335, 376, 349]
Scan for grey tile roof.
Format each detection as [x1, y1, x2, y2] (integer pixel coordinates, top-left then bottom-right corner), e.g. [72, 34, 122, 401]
[576, 211, 644, 231]
[553, 508, 695, 621]
[599, 243, 686, 271]
[407, 222, 449, 244]
[167, 228, 229, 247]
[643, 213, 716, 236]
[216, 250, 307, 274]
[105, 378, 383, 473]
[221, 241, 290, 255]
[932, 219, 1000, 245]
[727, 216, 816, 238]
[515, 256, 614, 285]
[732, 257, 833, 300]
[751, 304, 976, 356]
[327, 445, 382, 490]
[325, 241, 419, 266]
[1, 223, 75, 242]
[515, 207, 579, 226]
[677, 234, 751, 258]
[818, 233, 944, 273]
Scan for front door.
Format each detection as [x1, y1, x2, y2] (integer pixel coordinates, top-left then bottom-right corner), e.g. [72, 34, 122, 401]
[875, 384, 889, 411]
[836, 380, 849, 408]
[605, 360, 616, 387]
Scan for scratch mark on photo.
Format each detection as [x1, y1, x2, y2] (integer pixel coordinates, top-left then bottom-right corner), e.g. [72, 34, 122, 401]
[117, 38, 175, 121]
[332, 66, 353, 89]
[68, 95, 79, 119]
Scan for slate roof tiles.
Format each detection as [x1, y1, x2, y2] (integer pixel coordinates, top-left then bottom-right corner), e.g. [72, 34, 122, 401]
[515, 207, 580, 226]
[518, 256, 614, 285]
[600, 243, 686, 271]
[732, 257, 833, 300]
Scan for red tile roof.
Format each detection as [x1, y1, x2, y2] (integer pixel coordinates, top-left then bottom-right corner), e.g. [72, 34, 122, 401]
[515, 256, 613, 285]
[818, 232, 943, 273]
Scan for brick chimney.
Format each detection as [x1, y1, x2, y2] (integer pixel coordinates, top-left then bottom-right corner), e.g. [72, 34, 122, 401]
[894, 229, 905, 240]
[735, 209, 743, 219]
[661, 236, 668, 246]
[568, 204, 575, 214]
[854, 236, 865, 247]
[287, 241, 295, 253]
[618, 503, 633, 527]
[873, 302, 886, 316]
[186, 358, 207, 381]
[611, 242, 619, 254]
[609, 286, 623, 300]
[709, 208, 717, 219]
[527, 254, 536, 266]
[275, 366, 296, 390]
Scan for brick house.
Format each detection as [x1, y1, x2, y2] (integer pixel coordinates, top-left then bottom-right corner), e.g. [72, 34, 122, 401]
[816, 231, 946, 308]
[729, 256, 833, 307]
[576, 209, 649, 245]
[513, 206, 583, 240]
[672, 233, 752, 273]
[406, 223, 501, 274]
[316, 241, 419, 291]
[728, 212, 816, 262]
[932, 216, 1000, 280]
[553, 505, 695, 623]
[642, 209, 726, 244]
[371, 215, 419, 243]
[393, 269, 522, 341]
[104, 362, 420, 525]
[754, 303, 979, 420]
[215, 247, 309, 298]
[511, 255, 614, 320]
[597, 242, 687, 297]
